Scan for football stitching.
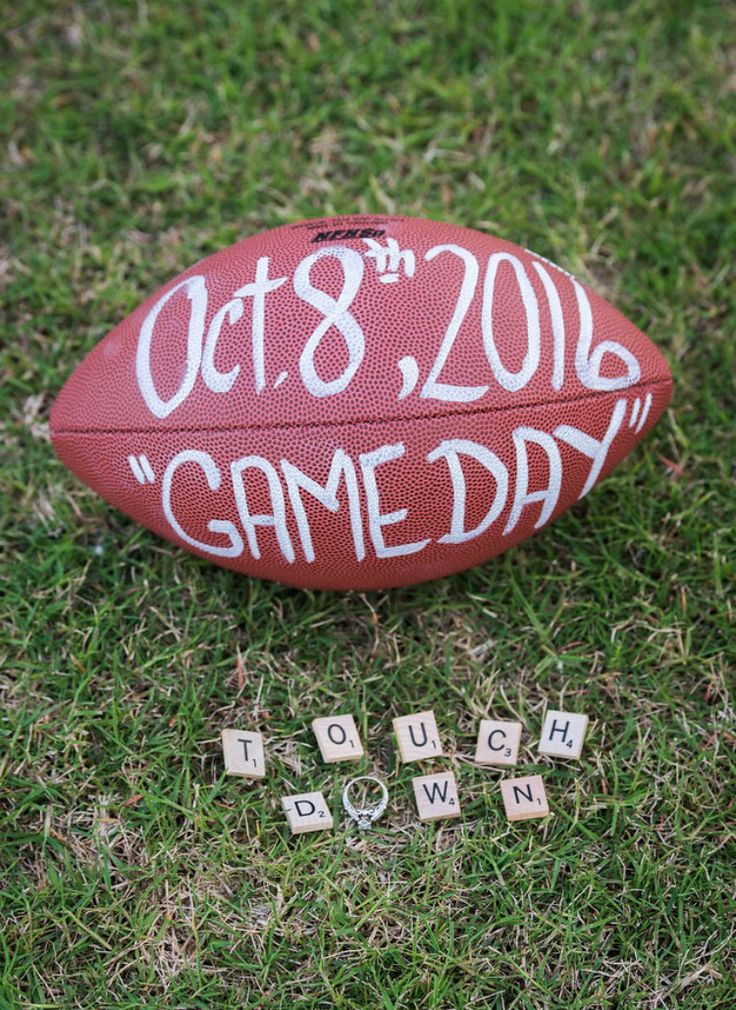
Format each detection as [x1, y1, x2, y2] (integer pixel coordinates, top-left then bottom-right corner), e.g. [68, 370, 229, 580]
[50, 374, 673, 438]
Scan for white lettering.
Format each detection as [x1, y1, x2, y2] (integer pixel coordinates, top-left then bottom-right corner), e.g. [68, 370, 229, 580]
[295, 246, 366, 397]
[421, 245, 487, 402]
[573, 279, 641, 391]
[281, 449, 365, 563]
[482, 253, 541, 392]
[230, 456, 295, 563]
[231, 256, 287, 394]
[162, 450, 243, 557]
[136, 240, 646, 420]
[358, 443, 430, 558]
[362, 237, 415, 283]
[635, 391, 652, 434]
[155, 399, 633, 569]
[504, 427, 562, 534]
[397, 355, 420, 400]
[531, 261, 565, 391]
[136, 275, 208, 418]
[427, 439, 508, 544]
[555, 397, 627, 498]
[201, 298, 244, 394]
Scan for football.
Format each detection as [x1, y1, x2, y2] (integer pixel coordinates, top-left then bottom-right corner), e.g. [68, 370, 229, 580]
[51, 215, 673, 590]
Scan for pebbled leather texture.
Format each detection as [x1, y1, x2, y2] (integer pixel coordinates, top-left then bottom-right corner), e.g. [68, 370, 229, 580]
[51, 215, 673, 590]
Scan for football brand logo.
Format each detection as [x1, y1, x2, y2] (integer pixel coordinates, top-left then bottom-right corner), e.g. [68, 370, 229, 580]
[310, 227, 386, 242]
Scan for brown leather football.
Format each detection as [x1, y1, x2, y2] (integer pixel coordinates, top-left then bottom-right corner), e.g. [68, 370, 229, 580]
[51, 215, 673, 589]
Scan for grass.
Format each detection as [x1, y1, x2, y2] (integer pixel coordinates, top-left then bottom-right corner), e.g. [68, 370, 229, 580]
[1, 0, 735, 1006]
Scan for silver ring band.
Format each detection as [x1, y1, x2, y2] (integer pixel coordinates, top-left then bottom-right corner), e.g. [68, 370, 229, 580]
[342, 775, 389, 830]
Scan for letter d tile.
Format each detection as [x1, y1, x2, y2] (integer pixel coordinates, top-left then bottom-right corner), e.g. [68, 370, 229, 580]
[281, 791, 334, 835]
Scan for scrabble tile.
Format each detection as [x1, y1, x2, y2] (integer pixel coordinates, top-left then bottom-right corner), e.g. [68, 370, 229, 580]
[281, 791, 333, 834]
[538, 710, 589, 759]
[500, 775, 550, 822]
[221, 728, 266, 779]
[412, 771, 461, 823]
[475, 719, 522, 767]
[312, 714, 364, 763]
[393, 710, 443, 763]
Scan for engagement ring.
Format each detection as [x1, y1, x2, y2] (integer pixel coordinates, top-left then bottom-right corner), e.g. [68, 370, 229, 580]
[342, 776, 389, 830]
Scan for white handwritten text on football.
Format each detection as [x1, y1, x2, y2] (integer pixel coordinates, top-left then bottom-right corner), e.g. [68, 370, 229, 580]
[135, 242, 642, 418]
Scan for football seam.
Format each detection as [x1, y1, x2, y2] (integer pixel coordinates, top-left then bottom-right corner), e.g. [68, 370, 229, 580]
[50, 374, 673, 437]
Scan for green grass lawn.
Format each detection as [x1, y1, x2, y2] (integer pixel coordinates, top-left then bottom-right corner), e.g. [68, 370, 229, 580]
[2, 0, 735, 1006]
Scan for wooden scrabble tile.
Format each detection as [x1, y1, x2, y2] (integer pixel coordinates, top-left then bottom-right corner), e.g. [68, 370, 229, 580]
[281, 791, 333, 835]
[393, 710, 443, 763]
[412, 771, 461, 823]
[538, 710, 589, 759]
[500, 775, 550, 822]
[221, 728, 266, 779]
[475, 719, 522, 767]
[312, 714, 364, 763]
